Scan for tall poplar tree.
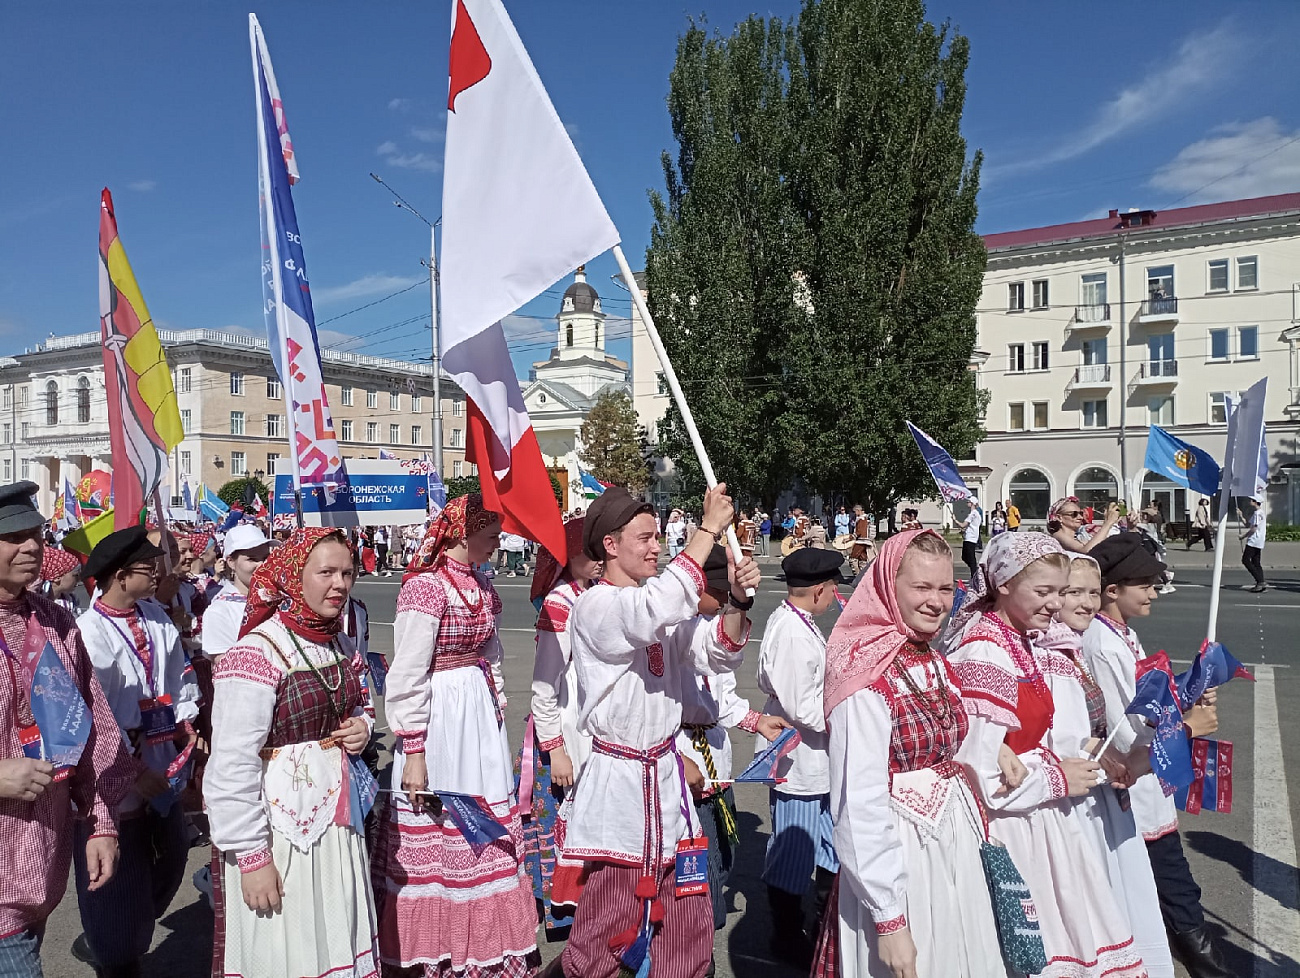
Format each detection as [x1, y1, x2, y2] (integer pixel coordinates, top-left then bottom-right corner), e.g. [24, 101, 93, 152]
[580, 389, 651, 493]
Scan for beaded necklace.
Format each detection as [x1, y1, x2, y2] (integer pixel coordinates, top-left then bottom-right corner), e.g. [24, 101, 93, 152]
[893, 642, 955, 729]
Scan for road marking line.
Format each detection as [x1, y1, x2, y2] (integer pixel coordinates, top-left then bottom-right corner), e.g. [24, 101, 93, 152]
[1253, 665, 1300, 977]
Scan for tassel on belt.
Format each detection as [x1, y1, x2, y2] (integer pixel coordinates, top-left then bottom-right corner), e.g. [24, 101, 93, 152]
[682, 722, 738, 847]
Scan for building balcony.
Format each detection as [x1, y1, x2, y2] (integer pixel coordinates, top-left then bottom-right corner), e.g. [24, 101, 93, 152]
[1138, 296, 1179, 326]
[1133, 359, 1179, 387]
[1066, 363, 1112, 394]
[1068, 303, 1112, 334]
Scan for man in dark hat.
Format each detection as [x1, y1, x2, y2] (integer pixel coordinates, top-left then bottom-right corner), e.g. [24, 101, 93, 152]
[559, 484, 761, 978]
[0, 482, 133, 978]
[1083, 533, 1228, 978]
[74, 525, 199, 976]
[755, 545, 848, 967]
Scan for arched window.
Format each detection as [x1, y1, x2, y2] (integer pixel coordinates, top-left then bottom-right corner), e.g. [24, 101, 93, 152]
[44, 381, 58, 426]
[1074, 466, 1118, 513]
[565, 323, 573, 347]
[1009, 467, 1051, 521]
[77, 377, 91, 423]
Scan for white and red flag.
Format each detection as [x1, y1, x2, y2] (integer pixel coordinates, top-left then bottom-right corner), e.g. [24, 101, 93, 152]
[440, 0, 619, 559]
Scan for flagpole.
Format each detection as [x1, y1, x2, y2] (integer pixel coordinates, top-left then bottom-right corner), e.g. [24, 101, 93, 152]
[1205, 514, 1230, 642]
[611, 245, 753, 595]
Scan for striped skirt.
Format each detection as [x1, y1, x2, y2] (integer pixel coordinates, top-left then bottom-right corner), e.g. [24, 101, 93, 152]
[763, 790, 839, 895]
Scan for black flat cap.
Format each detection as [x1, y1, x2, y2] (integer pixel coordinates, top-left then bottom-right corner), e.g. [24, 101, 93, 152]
[1090, 532, 1167, 586]
[84, 525, 164, 582]
[703, 544, 729, 593]
[0, 481, 45, 535]
[782, 547, 848, 588]
[583, 487, 654, 561]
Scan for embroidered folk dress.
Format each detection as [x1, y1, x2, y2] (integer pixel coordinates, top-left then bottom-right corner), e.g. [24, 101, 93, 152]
[206, 615, 379, 978]
[375, 557, 538, 977]
[823, 644, 1004, 978]
[950, 615, 1147, 978]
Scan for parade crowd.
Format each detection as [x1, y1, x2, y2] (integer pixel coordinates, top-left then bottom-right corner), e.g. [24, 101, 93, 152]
[0, 474, 1237, 978]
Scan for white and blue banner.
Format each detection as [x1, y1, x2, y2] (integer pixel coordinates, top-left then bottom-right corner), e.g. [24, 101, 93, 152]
[273, 459, 428, 527]
[906, 421, 974, 504]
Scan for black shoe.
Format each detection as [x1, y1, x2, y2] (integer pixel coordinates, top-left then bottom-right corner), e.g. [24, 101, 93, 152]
[767, 885, 814, 970]
[71, 934, 97, 967]
[1251, 583, 1268, 593]
[1170, 925, 1231, 978]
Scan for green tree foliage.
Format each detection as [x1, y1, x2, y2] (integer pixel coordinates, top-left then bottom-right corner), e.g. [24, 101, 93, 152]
[647, 0, 987, 515]
[580, 389, 650, 493]
[218, 477, 271, 509]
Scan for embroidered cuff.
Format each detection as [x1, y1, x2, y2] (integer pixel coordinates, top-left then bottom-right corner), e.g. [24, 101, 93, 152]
[87, 828, 119, 841]
[398, 732, 426, 754]
[714, 614, 750, 654]
[1044, 760, 1068, 800]
[738, 710, 762, 734]
[237, 848, 273, 874]
[539, 735, 566, 752]
[874, 913, 908, 935]
[671, 553, 705, 596]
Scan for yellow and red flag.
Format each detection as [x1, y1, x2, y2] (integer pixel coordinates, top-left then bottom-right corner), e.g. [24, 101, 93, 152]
[98, 189, 184, 530]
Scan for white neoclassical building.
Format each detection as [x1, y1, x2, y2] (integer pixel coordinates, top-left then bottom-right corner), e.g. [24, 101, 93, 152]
[521, 268, 630, 511]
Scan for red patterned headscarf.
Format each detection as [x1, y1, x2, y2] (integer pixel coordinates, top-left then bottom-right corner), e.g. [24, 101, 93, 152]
[40, 547, 82, 583]
[238, 527, 353, 642]
[403, 494, 499, 583]
[189, 532, 213, 557]
[530, 517, 587, 603]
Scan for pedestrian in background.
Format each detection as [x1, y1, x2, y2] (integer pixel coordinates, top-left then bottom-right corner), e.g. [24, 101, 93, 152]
[1189, 498, 1215, 551]
[1239, 497, 1267, 593]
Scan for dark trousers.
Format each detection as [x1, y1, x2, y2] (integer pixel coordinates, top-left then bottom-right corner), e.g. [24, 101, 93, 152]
[695, 792, 736, 930]
[961, 541, 979, 579]
[1242, 545, 1265, 585]
[1146, 831, 1204, 934]
[74, 805, 189, 972]
[1188, 526, 1214, 550]
[376, 544, 388, 568]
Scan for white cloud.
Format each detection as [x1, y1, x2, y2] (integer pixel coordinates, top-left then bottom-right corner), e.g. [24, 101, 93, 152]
[376, 140, 399, 155]
[127, 179, 156, 192]
[409, 126, 443, 144]
[376, 141, 441, 174]
[317, 328, 361, 349]
[993, 22, 1242, 175]
[388, 97, 412, 112]
[312, 273, 423, 305]
[1149, 117, 1300, 203]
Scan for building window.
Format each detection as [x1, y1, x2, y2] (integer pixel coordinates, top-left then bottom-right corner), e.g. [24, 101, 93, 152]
[366, 422, 378, 442]
[2, 424, 9, 443]
[231, 452, 247, 475]
[1082, 338, 1107, 365]
[1080, 272, 1107, 307]
[181, 409, 192, 434]
[20, 460, 29, 480]
[453, 460, 464, 478]
[1209, 392, 1229, 425]
[366, 390, 378, 409]
[1081, 399, 1108, 428]
[450, 427, 463, 448]
[341, 419, 353, 441]
[267, 452, 280, 471]
[267, 377, 282, 399]
[1031, 341, 1049, 371]
[390, 392, 401, 410]
[1207, 259, 1229, 293]
[1237, 325, 1258, 360]
[1009, 467, 1051, 520]
[266, 414, 284, 437]
[412, 394, 422, 412]
[230, 411, 245, 435]
[20, 422, 28, 441]
[230, 372, 244, 396]
[1007, 344, 1025, 373]
[411, 425, 422, 445]
[177, 367, 192, 393]
[341, 386, 353, 406]
[2, 388, 10, 411]
[1008, 402, 1026, 431]
[1148, 333, 1175, 368]
[1148, 395, 1175, 426]
[3, 459, 12, 482]
[180, 450, 192, 475]
[1032, 279, 1049, 309]
[452, 400, 464, 417]
[1236, 255, 1258, 290]
[77, 378, 91, 423]
[1031, 401, 1049, 430]
[389, 424, 401, 443]
[44, 381, 58, 426]
[1007, 282, 1025, 311]
[1147, 265, 1175, 299]
[1074, 466, 1118, 510]
[18, 387, 28, 408]
[565, 323, 574, 347]
[1208, 328, 1230, 361]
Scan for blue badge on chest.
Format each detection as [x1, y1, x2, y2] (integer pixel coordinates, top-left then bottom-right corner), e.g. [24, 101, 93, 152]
[674, 837, 709, 897]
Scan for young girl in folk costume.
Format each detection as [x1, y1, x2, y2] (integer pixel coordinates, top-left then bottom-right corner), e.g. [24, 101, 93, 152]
[206, 528, 380, 978]
[520, 517, 599, 936]
[1046, 552, 1174, 977]
[813, 529, 1005, 978]
[38, 546, 82, 615]
[944, 532, 1147, 978]
[373, 495, 539, 977]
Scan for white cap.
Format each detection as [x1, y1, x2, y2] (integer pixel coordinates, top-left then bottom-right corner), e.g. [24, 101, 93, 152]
[223, 524, 270, 557]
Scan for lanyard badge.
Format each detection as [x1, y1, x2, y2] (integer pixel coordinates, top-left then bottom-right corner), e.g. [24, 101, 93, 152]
[674, 836, 710, 896]
[138, 694, 176, 745]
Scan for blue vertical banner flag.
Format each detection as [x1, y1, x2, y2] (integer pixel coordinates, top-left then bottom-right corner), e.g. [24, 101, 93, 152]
[906, 422, 974, 504]
[1142, 425, 1221, 496]
[250, 15, 346, 488]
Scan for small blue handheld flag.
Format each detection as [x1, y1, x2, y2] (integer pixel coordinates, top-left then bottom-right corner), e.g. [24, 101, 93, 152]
[1127, 653, 1194, 791]
[735, 728, 802, 783]
[439, 792, 508, 855]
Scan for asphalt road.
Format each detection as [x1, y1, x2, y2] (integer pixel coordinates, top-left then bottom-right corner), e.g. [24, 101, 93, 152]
[38, 554, 1300, 978]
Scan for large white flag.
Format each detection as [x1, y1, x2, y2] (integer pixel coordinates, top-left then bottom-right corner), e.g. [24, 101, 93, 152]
[439, 0, 618, 560]
[1219, 377, 1267, 516]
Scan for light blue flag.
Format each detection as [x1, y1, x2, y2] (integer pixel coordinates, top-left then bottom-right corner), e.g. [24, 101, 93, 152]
[1143, 425, 1221, 496]
[579, 470, 606, 498]
[181, 480, 194, 512]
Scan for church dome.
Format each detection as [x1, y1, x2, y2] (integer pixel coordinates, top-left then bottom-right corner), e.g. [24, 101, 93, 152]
[560, 267, 602, 315]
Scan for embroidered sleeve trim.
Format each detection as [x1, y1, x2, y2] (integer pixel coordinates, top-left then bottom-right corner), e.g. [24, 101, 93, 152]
[238, 848, 273, 873]
[398, 732, 426, 753]
[87, 829, 119, 841]
[714, 614, 749, 653]
[536, 597, 571, 634]
[670, 553, 706, 595]
[737, 710, 762, 733]
[396, 575, 450, 617]
[874, 914, 908, 935]
[538, 735, 566, 752]
[1044, 758, 1068, 799]
[213, 646, 282, 689]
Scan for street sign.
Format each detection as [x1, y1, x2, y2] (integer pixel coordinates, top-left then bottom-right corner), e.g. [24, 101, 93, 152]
[272, 459, 428, 528]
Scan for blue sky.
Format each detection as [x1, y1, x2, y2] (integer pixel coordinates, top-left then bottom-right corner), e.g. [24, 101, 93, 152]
[3, 1, 1298, 378]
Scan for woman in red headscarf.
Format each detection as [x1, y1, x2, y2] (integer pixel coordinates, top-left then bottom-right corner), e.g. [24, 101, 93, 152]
[205, 527, 379, 978]
[813, 529, 1005, 978]
[372, 495, 540, 977]
[38, 546, 83, 615]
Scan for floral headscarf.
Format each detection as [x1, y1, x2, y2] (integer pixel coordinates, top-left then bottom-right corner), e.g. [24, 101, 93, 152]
[824, 529, 943, 718]
[942, 530, 1064, 651]
[189, 532, 213, 558]
[40, 547, 81, 583]
[530, 516, 586, 604]
[238, 526, 352, 642]
[1047, 495, 1083, 531]
[402, 495, 498, 583]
